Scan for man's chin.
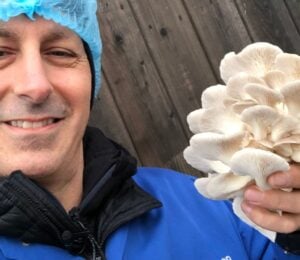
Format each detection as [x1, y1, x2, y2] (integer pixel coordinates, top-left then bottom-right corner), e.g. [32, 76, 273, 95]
[1, 162, 57, 180]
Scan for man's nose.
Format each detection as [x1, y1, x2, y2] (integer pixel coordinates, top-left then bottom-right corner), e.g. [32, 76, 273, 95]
[13, 53, 52, 104]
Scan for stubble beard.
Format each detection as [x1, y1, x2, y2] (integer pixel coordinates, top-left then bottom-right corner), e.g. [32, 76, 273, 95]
[15, 132, 57, 151]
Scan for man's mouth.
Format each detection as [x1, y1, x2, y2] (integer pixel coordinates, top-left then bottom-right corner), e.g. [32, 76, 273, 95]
[5, 118, 60, 129]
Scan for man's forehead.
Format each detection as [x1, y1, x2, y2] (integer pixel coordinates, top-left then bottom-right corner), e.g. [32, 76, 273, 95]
[0, 16, 77, 41]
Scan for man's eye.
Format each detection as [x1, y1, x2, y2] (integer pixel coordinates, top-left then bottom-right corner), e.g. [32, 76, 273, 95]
[47, 50, 75, 58]
[0, 50, 11, 58]
[44, 49, 80, 67]
[0, 49, 15, 68]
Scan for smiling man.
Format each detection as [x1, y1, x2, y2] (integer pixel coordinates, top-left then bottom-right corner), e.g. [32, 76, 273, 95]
[0, 1, 300, 260]
[0, 15, 93, 212]
[0, 16, 91, 210]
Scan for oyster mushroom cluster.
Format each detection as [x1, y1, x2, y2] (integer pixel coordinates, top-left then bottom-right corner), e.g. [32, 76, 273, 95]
[183, 42, 300, 241]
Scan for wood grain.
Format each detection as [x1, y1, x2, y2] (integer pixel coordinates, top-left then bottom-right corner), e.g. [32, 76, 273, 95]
[98, 0, 188, 167]
[96, 0, 300, 174]
[182, 0, 251, 80]
[89, 75, 140, 164]
[235, 0, 300, 53]
[127, 0, 217, 132]
[284, 0, 300, 34]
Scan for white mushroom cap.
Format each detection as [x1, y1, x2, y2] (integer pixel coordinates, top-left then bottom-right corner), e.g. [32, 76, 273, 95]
[226, 72, 266, 100]
[273, 143, 293, 159]
[186, 109, 206, 134]
[220, 42, 283, 83]
[187, 107, 244, 135]
[230, 148, 289, 189]
[232, 197, 276, 242]
[271, 115, 299, 142]
[183, 146, 230, 174]
[273, 135, 300, 159]
[274, 135, 300, 146]
[193, 177, 211, 198]
[231, 100, 257, 114]
[187, 83, 245, 134]
[280, 80, 300, 118]
[201, 84, 227, 109]
[245, 83, 283, 107]
[246, 139, 273, 151]
[241, 105, 279, 140]
[194, 173, 253, 199]
[291, 144, 300, 162]
[275, 53, 300, 81]
[264, 70, 287, 90]
[190, 132, 245, 165]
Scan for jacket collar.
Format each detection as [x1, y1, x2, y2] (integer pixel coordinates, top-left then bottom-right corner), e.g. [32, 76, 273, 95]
[80, 126, 139, 215]
[0, 126, 162, 258]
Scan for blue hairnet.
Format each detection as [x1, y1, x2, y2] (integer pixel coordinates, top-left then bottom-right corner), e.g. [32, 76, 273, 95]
[0, 0, 102, 97]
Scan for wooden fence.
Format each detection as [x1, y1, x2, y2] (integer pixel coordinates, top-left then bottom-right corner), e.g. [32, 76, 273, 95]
[89, 0, 300, 176]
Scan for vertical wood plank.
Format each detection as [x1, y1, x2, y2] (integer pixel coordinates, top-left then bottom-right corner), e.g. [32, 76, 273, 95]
[127, 0, 217, 130]
[98, 0, 188, 166]
[89, 75, 141, 163]
[235, 0, 300, 53]
[182, 0, 251, 80]
[284, 0, 300, 33]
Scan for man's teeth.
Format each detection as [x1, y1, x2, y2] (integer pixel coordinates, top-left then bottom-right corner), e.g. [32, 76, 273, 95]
[9, 119, 55, 129]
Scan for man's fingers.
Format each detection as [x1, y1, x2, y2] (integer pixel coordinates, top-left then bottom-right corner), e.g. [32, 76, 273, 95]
[244, 187, 300, 214]
[241, 201, 300, 233]
[268, 164, 300, 189]
[242, 164, 300, 234]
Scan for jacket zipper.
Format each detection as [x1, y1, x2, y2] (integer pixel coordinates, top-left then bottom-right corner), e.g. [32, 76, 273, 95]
[8, 175, 102, 259]
[69, 209, 105, 260]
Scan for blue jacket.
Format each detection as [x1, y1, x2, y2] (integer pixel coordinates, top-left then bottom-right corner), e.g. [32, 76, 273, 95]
[0, 167, 299, 259]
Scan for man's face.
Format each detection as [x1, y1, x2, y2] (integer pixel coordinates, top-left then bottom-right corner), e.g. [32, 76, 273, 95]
[0, 15, 91, 179]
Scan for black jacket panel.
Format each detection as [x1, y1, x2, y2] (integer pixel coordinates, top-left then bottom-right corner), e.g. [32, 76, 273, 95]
[0, 127, 161, 259]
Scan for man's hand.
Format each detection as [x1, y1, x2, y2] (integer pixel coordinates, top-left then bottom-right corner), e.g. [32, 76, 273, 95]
[241, 164, 300, 233]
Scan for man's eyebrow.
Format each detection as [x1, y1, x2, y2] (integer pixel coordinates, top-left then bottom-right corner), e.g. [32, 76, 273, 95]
[41, 28, 73, 43]
[0, 24, 73, 42]
[0, 27, 19, 40]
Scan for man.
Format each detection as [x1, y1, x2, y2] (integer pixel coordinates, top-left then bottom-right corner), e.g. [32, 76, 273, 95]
[0, 1, 299, 259]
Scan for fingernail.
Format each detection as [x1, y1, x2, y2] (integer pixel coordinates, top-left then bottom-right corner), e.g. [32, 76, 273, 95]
[244, 189, 263, 203]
